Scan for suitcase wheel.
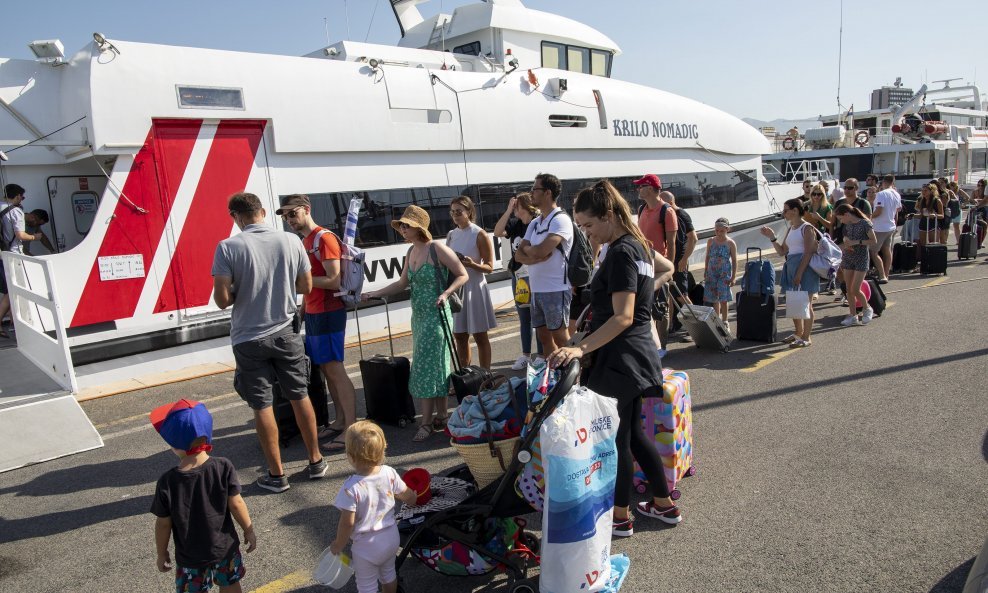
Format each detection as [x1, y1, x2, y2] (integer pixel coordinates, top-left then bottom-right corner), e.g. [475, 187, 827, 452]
[686, 466, 697, 478]
[635, 481, 648, 494]
[670, 489, 681, 501]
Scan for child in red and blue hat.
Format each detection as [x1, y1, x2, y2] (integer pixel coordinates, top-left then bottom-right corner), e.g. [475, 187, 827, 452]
[149, 399, 256, 593]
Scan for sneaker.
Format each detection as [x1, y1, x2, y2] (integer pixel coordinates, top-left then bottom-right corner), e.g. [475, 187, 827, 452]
[680, 334, 693, 343]
[511, 354, 531, 371]
[257, 473, 290, 493]
[636, 501, 682, 525]
[860, 307, 874, 325]
[840, 315, 862, 327]
[612, 516, 634, 537]
[308, 458, 329, 480]
[657, 348, 668, 359]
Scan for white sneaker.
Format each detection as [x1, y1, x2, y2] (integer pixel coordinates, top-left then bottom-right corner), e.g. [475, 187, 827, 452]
[860, 307, 874, 325]
[840, 315, 862, 327]
[511, 354, 531, 371]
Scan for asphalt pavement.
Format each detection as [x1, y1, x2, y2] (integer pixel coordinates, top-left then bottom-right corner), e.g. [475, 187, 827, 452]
[1, 252, 987, 593]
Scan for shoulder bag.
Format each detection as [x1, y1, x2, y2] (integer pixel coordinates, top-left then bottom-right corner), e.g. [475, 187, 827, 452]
[429, 243, 463, 313]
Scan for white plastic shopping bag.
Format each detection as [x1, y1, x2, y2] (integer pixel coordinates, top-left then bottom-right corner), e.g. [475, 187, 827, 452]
[785, 290, 811, 319]
[540, 386, 619, 593]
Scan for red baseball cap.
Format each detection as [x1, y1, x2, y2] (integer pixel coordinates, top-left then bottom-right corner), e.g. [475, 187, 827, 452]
[632, 174, 662, 190]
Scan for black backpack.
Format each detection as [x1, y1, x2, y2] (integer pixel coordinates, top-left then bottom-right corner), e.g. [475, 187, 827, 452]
[545, 209, 593, 287]
[0, 204, 21, 252]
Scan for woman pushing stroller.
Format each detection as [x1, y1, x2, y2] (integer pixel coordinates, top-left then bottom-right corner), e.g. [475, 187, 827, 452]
[547, 179, 681, 537]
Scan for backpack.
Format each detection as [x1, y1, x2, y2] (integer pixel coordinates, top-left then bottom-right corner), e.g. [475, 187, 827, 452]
[0, 204, 21, 252]
[309, 228, 365, 307]
[639, 202, 688, 259]
[545, 209, 593, 287]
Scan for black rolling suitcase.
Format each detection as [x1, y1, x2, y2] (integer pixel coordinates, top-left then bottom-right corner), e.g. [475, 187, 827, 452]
[865, 278, 886, 317]
[356, 298, 416, 428]
[920, 216, 948, 276]
[958, 210, 978, 260]
[735, 248, 777, 342]
[891, 241, 917, 273]
[273, 351, 331, 447]
[438, 304, 492, 403]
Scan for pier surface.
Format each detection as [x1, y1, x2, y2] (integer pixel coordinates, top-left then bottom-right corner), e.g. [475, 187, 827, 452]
[2, 256, 987, 593]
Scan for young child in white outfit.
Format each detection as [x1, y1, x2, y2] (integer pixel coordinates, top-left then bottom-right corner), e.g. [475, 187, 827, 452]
[330, 420, 417, 593]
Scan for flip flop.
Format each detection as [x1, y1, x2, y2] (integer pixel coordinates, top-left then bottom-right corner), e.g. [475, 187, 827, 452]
[432, 417, 447, 431]
[318, 426, 345, 440]
[320, 437, 346, 454]
[412, 425, 433, 442]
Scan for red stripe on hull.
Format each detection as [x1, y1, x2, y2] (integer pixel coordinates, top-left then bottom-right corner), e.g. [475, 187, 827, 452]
[70, 121, 203, 328]
[154, 120, 267, 313]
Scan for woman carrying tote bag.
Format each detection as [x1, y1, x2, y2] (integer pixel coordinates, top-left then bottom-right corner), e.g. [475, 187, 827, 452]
[760, 198, 819, 348]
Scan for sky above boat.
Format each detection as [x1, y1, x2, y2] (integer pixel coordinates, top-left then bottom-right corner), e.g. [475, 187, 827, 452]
[2, 0, 983, 122]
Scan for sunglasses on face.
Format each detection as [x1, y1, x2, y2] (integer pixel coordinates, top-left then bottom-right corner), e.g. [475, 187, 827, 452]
[450, 209, 465, 216]
[280, 208, 302, 220]
[811, 192, 824, 197]
[844, 186, 856, 190]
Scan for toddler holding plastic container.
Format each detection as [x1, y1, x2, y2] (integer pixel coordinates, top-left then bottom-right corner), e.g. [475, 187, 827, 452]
[329, 420, 418, 593]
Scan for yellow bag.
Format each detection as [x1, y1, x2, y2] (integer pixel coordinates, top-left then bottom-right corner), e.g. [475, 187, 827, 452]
[514, 276, 531, 306]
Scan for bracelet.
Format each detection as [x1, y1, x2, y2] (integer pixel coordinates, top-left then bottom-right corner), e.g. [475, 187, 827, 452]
[770, 237, 778, 243]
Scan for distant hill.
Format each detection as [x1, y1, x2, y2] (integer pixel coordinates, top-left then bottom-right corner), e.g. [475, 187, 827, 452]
[743, 117, 821, 135]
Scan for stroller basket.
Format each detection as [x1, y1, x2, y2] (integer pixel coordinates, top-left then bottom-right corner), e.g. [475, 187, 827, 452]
[396, 360, 581, 589]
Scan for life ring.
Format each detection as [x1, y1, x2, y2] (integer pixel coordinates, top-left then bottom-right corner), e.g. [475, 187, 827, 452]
[782, 137, 796, 151]
[854, 130, 869, 147]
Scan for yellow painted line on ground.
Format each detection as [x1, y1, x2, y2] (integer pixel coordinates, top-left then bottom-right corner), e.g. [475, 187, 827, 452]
[740, 347, 801, 373]
[248, 570, 312, 593]
[921, 276, 948, 288]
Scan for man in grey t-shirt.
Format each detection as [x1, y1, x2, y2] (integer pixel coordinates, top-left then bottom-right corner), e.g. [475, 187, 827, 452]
[1, 184, 45, 338]
[211, 192, 327, 492]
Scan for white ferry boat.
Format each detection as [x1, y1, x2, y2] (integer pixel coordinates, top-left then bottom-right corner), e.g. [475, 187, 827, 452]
[0, 0, 790, 469]
[763, 80, 988, 198]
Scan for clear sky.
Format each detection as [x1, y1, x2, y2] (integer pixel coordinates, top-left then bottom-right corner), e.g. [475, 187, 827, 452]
[2, 0, 982, 121]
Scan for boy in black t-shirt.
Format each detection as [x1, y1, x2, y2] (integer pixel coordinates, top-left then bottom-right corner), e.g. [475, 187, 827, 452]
[150, 400, 256, 593]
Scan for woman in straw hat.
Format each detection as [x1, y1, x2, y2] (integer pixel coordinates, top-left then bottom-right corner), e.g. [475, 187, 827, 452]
[364, 205, 468, 442]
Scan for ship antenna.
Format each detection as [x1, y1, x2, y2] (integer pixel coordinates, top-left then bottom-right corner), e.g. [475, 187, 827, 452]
[343, 0, 352, 41]
[324, 18, 331, 45]
[836, 0, 845, 121]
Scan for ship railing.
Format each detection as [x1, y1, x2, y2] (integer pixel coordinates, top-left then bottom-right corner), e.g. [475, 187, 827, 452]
[871, 127, 895, 146]
[0, 252, 77, 392]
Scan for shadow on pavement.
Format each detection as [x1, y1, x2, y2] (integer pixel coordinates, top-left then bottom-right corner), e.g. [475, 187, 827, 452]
[928, 556, 975, 593]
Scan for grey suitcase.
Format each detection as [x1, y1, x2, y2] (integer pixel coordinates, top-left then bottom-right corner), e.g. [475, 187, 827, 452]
[672, 284, 732, 352]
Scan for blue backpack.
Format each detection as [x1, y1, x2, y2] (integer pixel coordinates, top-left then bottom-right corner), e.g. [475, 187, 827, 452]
[741, 248, 775, 296]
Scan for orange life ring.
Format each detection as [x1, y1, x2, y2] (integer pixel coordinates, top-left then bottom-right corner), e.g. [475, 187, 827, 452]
[854, 130, 869, 147]
[782, 137, 796, 151]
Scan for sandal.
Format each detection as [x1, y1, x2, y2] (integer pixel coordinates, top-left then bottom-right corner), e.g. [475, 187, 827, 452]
[318, 426, 345, 440]
[782, 335, 798, 344]
[788, 338, 810, 349]
[320, 437, 346, 454]
[432, 416, 447, 431]
[412, 425, 433, 442]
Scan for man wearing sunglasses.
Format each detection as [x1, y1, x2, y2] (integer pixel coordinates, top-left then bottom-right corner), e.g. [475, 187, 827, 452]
[514, 173, 573, 353]
[212, 192, 327, 493]
[277, 194, 356, 454]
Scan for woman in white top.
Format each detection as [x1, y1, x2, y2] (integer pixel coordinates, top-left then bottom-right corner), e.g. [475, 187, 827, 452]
[760, 198, 819, 348]
[446, 196, 498, 369]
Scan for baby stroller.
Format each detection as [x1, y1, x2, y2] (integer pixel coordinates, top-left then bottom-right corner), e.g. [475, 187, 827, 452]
[394, 359, 581, 593]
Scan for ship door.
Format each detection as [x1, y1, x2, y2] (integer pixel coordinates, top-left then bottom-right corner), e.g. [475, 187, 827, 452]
[45, 175, 108, 254]
[148, 119, 270, 322]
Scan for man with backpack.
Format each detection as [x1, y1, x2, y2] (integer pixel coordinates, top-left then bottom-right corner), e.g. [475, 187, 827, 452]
[1, 184, 44, 337]
[515, 173, 574, 354]
[278, 194, 357, 455]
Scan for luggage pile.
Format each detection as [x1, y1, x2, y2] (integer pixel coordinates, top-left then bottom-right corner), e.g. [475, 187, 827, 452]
[633, 368, 695, 500]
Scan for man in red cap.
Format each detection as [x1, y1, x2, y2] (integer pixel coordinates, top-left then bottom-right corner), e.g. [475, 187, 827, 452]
[633, 174, 678, 349]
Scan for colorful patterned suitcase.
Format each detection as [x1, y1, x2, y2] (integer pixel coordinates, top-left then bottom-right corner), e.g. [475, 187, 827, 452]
[633, 368, 695, 500]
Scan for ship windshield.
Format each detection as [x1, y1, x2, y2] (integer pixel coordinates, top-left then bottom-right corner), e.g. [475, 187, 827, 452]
[541, 41, 611, 77]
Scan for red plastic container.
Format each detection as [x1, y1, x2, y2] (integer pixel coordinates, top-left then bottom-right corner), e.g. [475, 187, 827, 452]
[401, 468, 432, 505]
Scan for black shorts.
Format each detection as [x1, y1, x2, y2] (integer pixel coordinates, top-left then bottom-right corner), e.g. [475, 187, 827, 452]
[232, 326, 309, 410]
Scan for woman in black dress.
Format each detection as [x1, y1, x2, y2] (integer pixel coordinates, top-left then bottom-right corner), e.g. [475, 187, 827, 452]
[548, 179, 679, 538]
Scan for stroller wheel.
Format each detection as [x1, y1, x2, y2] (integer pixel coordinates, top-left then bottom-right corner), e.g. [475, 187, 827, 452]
[521, 532, 541, 554]
[510, 577, 539, 593]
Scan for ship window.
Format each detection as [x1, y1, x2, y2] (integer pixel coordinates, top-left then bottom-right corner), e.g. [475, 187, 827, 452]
[590, 50, 610, 77]
[548, 115, 588, 128]
[567, 47, 590, 74]
[542, 42, 565, 69]
[452, 41, 481, 56]
[284, 170, 758, 249]
[176, 86, 245, 110]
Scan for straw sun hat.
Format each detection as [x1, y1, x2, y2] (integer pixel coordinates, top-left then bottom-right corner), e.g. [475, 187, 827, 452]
[390, 205, 433, 241]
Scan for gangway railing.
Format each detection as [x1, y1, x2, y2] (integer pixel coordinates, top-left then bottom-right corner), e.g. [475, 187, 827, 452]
[1, 252, 77, 393]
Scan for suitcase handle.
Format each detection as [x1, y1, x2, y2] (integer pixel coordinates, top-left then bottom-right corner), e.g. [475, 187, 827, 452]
[353, 297, 396, 360]
[437, 303, 463, 373]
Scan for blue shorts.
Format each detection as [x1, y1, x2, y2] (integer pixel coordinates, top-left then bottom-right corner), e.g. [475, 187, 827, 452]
[304, 309, 347, 365]
[175, 548, 245, 593]
[531, 290, 572, 331]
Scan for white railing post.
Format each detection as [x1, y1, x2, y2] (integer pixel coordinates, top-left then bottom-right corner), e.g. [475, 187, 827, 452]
[1, 252, 77, 393]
